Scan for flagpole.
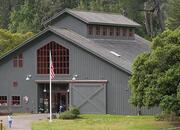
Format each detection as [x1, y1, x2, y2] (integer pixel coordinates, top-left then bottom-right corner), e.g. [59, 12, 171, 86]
[49, 50, 52, 122]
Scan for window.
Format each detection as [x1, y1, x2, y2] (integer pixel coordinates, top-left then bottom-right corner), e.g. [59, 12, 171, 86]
[102, 26, 107, 36]
[13, 81, 18, 87]
[116, 27, 121, 36]
[37, 41, 69, 74]
[13, 53, 23, 68]
[0, 96, 7, 106]
[96, 26, 100, 35]
[129, 28, 134, 37]
[123, 28, 127, 36]
[88, 25, 93, 35]
[110, 27, 114, 36]
[11, 96, 20, 106]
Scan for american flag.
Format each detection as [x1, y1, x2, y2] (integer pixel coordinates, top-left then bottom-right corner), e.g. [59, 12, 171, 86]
[50, 51, 55, 80]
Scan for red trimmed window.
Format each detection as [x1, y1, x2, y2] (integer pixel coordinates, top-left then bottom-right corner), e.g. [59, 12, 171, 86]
[116, 27, 121, 36]
[102, 26, 107, 36]
[123, 28, 127, 36]
[129, 29, 134, 37]
[0, 96, 7, 106]
[13, 53, 23, 68]
[37, 41, 69, 74]
[96, 26, 100, 35]
[110, 27, 114, 36]
[88, 25, 93, 35]
[13, 81, 18, 87]
[11, 96, 20, 106]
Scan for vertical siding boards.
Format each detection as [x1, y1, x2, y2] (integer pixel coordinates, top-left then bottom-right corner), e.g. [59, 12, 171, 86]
[53, 14, 87, 37]
[0, 31, 160, 114]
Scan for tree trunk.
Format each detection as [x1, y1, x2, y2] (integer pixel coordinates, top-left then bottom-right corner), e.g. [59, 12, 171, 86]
[144, 2, 151, 36]
[153, 0, 165, 31]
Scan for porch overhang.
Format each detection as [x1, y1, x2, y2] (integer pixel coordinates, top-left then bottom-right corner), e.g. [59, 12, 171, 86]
[35, 80, 108, 83]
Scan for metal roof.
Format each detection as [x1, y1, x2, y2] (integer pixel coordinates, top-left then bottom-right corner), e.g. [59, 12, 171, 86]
[44, 9, 141, 27]
[0, 27, 150, 74]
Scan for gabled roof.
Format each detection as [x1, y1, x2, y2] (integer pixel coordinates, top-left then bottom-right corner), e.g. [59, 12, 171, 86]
[0, 26, 150, 74]
[44, 9, 141, 27]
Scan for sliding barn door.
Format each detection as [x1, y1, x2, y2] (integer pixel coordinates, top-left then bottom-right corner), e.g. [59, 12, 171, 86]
[69, 83, 106, 114]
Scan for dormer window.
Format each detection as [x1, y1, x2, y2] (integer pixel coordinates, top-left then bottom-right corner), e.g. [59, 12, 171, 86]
[96, 26, 100, 35]
[88, 25, 93, 35]
[129, 29, 134, 37]
[87, 24, 135, 39]
[110, 27, 114, 36]
[116, 28, 121, 36]
[123, 28, 127, 37]
[102, 26, 107, 36]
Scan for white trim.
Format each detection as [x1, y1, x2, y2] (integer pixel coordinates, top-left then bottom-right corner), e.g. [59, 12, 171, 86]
[35, 80, 108, 83]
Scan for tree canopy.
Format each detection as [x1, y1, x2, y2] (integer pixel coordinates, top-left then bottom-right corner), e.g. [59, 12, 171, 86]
[0, 29, 33, 57]
[129, 29, 180, 115]
[0, 0, 179, 37]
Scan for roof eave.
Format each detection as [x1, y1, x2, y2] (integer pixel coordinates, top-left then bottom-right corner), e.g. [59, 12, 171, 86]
[43, 9, 141, 28]
[88, 22, 141, 28]
[0, 27, 132, 75]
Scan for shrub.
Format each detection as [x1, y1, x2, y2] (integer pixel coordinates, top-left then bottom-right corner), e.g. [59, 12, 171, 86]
[69, 107, 80, 116]
[155, 112, 180, 121]
[59, 111, 77, 119]
[59, 107, 80, 120]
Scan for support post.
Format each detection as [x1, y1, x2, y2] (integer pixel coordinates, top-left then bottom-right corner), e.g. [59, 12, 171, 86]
[0, 120, 3, 130]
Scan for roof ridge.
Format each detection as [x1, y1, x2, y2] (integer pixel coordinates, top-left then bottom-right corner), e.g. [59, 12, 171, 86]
[43, 8, 141, 27]
[66, 8, 125, 16]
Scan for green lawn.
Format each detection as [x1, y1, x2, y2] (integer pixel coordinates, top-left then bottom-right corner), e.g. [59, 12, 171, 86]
[32, 114, 180, 130]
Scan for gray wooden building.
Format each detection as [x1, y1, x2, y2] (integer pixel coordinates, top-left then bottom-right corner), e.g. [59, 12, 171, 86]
[0, 9, 160, 114]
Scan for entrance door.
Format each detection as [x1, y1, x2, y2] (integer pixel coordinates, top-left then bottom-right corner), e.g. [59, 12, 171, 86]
[53, 92, 68, 113]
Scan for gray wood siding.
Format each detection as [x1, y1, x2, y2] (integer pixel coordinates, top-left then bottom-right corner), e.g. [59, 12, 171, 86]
[0, 32, 160, 114]
[52, 14, 87, 37]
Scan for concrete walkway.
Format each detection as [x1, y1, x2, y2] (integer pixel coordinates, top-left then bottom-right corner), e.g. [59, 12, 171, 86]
[0, 114, 48, 130]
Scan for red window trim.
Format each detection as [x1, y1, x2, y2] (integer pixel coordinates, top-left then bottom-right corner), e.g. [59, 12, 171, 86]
[11, 96, 20, 106]
[110, 27, 114, 36]
[13, 53, 23, 68]
[102, 26, 107, 36]
[123, 28, 127, 36]
[0, 96, 8, 106]
[96, 26, 100, 35]
[129, 29, 134, 37]
[116, 27, 121, 36]
[88, 25, 93, 35]
[37, 41, 69, 74]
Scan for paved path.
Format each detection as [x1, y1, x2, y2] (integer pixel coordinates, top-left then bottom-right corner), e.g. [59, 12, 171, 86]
[0, 114, 48, 130]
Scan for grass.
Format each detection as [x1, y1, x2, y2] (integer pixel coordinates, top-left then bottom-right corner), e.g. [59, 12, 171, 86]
[32, 114, 180, 130]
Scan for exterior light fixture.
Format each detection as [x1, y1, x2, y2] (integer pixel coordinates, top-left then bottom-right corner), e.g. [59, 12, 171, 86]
[72, 74, 78, 80]
[43, 86, 47, 92]
[67, 89, 70, 92]
[26, 75, 32, 81]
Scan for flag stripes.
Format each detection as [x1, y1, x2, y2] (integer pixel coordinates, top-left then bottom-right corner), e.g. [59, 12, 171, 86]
[50, 51, 55, 80]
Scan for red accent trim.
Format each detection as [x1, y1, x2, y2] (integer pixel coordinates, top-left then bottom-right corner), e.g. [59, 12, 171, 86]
[37, 41, 69, 74]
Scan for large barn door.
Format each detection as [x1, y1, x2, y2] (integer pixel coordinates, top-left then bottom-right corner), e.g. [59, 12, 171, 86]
[69, 83, 106, 114]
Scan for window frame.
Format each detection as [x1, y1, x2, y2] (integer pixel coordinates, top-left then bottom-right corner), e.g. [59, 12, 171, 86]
[0, 96, 8, 107]
[123, 28, 127, 36]
[116, 27, 121, 36]
[13, 53, 23, 68]
[102, 26, 107, 36]
[37, 41, 69, 75]
[88, 25, 93, 35]
[129, 28, 134, 37]
[95, 26, 100, 35]
[11, 96, 21, 107]
[109, 27, 114, 36]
